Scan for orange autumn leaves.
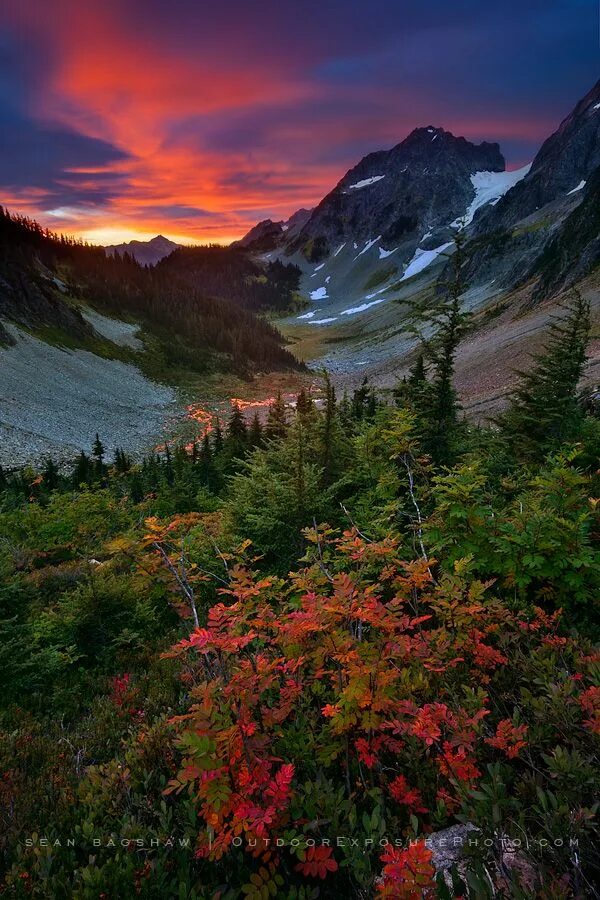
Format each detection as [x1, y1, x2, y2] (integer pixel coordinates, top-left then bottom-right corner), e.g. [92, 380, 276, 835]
[151, 525, 597, 893]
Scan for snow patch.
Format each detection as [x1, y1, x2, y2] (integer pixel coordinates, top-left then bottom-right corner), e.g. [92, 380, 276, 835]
[567, 180, 586, 195]
[593, 103, 600, 111]
[379, 246, 398, 259]
[455, 164, 532, 228]
[309, 317, 337, 325]
[325, 275, 331, 284]
[401, 242, 454, 281]
[297, 311, 317, 320]
[348, 175, 386, 190]
[333, 242, 346, 257]
[311, 263, 325, 277]
[365, 286, 389, 300]
[354, 236, 381, 260]
[340, 297, 387, 316]
[310, 287, 328, 301]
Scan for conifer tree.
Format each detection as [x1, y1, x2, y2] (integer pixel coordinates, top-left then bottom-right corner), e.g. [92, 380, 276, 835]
[248, 412, 263, 448]
[226, 403, 247, 444]
[266, 391, 288, 440]
[129, 471, 144, 503]
[164, 444, 174, 485]
[42, 458, 59, 491]
[212, 419, 224, 456]
[498, 290, 590, 462]
[317, 372, 348, 486]
[409, 234, 469, 465]
[113, 448, 131, 474]
[199, 432, 215, 489]
[72, 451, 92, 487]
[92, 433, 106, 477]
[296, 388, 314, 420]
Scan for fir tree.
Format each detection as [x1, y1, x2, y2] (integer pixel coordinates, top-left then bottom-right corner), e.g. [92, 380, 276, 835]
[410, 234, 469, 466]
[164, 445, 174, 486]
[296, 389, 314, 420]
[42, 458, 59, 491]
[266, 391, 288, 440]
[248, 412, 263, 448]
[72, 451, 92, 487]
[113, 448, 131, 474]
[199, 433, 216, 489]
[92, 433, 106, 479]
[129, 471, 144, 503]
[498, 290, 591, 462]
[212, 419, 224, 456]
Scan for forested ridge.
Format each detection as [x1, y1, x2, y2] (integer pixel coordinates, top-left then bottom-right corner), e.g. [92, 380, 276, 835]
[0, 208, 301, 376]
[1, 272, 599, 897]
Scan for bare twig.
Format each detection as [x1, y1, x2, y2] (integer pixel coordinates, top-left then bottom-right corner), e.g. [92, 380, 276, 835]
[153, 541, 199, 629]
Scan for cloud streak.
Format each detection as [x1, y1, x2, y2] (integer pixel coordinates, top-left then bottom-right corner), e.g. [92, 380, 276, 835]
[1, 0, 598, 243]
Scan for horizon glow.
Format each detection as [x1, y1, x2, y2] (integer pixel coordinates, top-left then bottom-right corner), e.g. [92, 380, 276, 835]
[1, 0, 598, 245]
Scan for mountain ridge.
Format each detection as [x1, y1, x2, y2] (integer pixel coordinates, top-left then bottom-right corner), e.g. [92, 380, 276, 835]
[105, 233, 181, 266]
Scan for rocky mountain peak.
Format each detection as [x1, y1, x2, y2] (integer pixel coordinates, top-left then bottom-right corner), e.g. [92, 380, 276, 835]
[105, 234, 181, 266]
[286, 126, 505, 260]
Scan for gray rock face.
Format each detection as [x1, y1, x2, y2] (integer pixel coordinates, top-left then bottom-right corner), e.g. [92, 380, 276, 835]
[233, 208, 313, 252]
[288, 127, 504, 261]
[232, 218, 284, 251]
[474, 79, 600, 236]
[463, 79, 600, 296]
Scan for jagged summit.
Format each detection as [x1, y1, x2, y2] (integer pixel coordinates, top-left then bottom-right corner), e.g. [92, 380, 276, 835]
[285, 125, 505, 261]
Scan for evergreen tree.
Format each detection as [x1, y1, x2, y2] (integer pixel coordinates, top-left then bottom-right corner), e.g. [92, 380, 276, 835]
[212, 419, 224, 456]
[72, 451, 92, 487]
[296, 389, 314, 420]
[228, 419, 327, 568]
[92, 433, 106, 479]
[113, 448, 132, 474]
[410, 234, 469, 466]
[266, 392, 288, 440]
[226, 403, 248, 448]
[248, 413, 263, 449]
[351, 377, 376, 421]
[320, 374, 337, 484]
[164, 445, 174, 486]
[317, 372, 348, 487]
[498, 291, 591, 462]
[409, 354, 426, 390]
[199, 433, 216, 489]
[42, 458, 60, 491]
[129, 471, 144, 503]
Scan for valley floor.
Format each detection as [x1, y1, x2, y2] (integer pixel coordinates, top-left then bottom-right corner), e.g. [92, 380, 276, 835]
[281, 270, 600, 418]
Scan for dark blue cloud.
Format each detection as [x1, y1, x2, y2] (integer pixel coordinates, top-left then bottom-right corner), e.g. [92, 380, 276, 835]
[1, 0, 598, 236]
[0, 110, 130, 203]
[0, 32, 130, 209]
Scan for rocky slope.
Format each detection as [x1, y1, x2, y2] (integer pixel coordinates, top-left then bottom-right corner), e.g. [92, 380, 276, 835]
[288, 127, 504, 261]
[461, 79, 600, 296]
[232, 208, 312, 253]
[0, 324, 176, 468]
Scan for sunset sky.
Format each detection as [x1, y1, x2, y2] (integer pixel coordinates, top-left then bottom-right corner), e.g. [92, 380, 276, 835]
[1, 0, 599, 245]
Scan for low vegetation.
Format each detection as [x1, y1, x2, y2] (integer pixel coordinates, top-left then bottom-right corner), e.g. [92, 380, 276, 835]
[1, 274, 599, 896]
